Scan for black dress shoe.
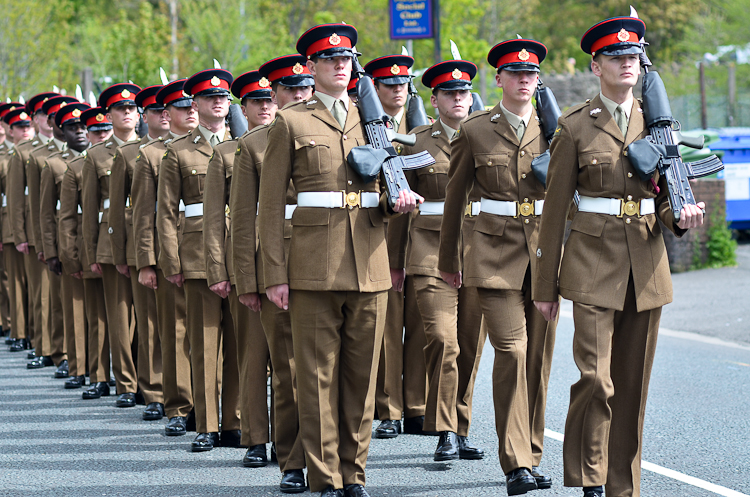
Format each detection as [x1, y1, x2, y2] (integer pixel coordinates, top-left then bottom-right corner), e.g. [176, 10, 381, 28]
[9, 338, 29, 352]
[506, 468, 538, 496]
[64, 375, 86, 389]
[191, 432, 219, 452]
[142, 402, 165, 420]
[4, 335, 13, 345]
[457, 435, 484, 459]
[583, 486, 604, 497]
[186, 409, 196, 432]
[115, 392, 136, 408]
[270, 442, 277, 463]
[27, 349, 36, 359]
[403, 415, 439, 436]
[319, 486, 343, 497]
[82, 382, 110, 399]
[343, 484, 370, 497]
[27, 356, 54, 369]
[165, 416, 187, 436]
[531, 466, 552, 489]
[374, 419, 401, 439]
[219, 429, 243, 448]
[280, 469, 307, 493]
[242, 444, 268, 467]
[434, 431, 459, 461]
[54, 359, 69, 378]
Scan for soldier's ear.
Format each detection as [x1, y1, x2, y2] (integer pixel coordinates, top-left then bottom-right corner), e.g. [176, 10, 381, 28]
[306, 59, 316, 77]
[591, 59, 602, 77]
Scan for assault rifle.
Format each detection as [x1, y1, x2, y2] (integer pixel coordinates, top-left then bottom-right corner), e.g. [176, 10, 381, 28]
[347, 54, 435, 207]
[627, 38, 723, 220]
[405, 77, 430, 131]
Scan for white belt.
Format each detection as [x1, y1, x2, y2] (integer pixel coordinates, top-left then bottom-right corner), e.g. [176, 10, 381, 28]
[418, 201, 481, 217]
[56, 201, 82, 214]
[296, 191, 379, 209]
[480, 198, 544, 217]
[102, 198, 110, 210]
[24, 186, 28, 196]
[154, 199, 186, 213]
[256, 203, 297, 220]
[56, 200, 61, 211]
[1, 194, 6, 207]
[578, 196, 655, 217]
[184, 202, 203, 218]
[98, 212, 103, 222]
[79, 205, 83, 214]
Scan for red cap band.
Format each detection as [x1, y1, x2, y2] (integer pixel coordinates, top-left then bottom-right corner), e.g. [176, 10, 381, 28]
[8, 113, 31, 126]
[190, 78, 231, 95]
[240, 81, 271, 97]
[267, 64, 311, 82]
[105, 92, 136, 109]
[497, 51, 539, 67]
[591, 30, 640, 54]
[429, 71, 471, 88]
[371, 65, 409, 78]
[86, 112, 111, 127]
[141, 94, 158, 108]
[162, 89, 187, 106]
[306, 34, 353, 58]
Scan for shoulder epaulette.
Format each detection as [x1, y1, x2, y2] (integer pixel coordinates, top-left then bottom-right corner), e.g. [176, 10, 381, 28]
[463, 109, 490, 124]
[562, 101, 590, 118]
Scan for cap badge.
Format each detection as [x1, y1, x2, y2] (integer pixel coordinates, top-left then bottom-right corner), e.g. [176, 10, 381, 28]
[451, 68, 463, 79]
[183, 90, 191, 98]
[121, 89, 131, 99]
[292, 62, 304, 75]
[9, 106, 16, 110]
[19, 112, 28, 120]
[259, 77, 270, 88]
[72, 109, 81, 118]
[60, 102, 68, 108]
[43, 97, 49, 103]
[518, 48, 530, 61]
[211, 76, 221, 87]
[96, 114, 104, 122]
[390, 64, 401, 75]
[329, 33, 341, 46]
[617, 28, 630, 42]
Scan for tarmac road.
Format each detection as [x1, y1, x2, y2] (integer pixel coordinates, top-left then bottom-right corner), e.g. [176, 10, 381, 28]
[1, 246, 749, 497]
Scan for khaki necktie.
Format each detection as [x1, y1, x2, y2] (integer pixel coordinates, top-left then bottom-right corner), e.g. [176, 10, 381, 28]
[614, 105, 628, 137]
[332, 99, 347, 129]
[516, 120, 526, 141]
[209, 134, 220, 147]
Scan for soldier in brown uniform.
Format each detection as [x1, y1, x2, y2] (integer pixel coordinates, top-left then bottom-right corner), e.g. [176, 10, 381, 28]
[363, 54, 430, 440]
[232, 54, 313, 492]
[3, 107, 36, 353]
[259, 24, 419, 497]
[387, 61, 487, 464]
[203, 69, 274, 460]
[82, 83, 142, 408]
[438, 41, 557, 495]
[0, 118, 11, 341]
[62, 106, 113, 398]
[157, 69, 241, 452]
[109, 85, 169, 420]
[532, 17, 704, 497]
[40, 101, 91, 388]
[133, 80, 197, 435]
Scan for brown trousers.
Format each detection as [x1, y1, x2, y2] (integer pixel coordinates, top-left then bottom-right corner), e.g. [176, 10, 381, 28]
[183, 278, 240, 433]
[260, 293, 305, 472]
[46, 270, 66, 364]
[375, 276, 428, 420]
[290, 289, 386, 492]
[564, 277, 660, 497]
[131, 269, 163, 404]
[101, 263, 136, 393]
[61, 273, 87, 377]
[84, 277, 109, 383]
[413, 276, 485, 435]
[477, 268, 557, 473]
[4, 245, 27, 339]
[24, 251, 45, 351]
[230, 288, 270, 446]
[0, 251, 11, 330]
[155, 268, 192, 418]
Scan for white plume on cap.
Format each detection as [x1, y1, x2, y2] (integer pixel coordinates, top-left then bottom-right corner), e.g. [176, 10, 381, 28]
[449, 40, 461, 60]
[213, 59, 221, 69]
[18, 95, 25, 104]
[159, 67, 170, 85]
[75, 84, 83, 102]
[88, 91, 97, 106]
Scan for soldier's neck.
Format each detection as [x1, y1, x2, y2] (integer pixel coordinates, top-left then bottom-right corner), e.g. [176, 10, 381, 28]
[113, 128, 137, 142]
[600, 83, 634, 105]
[171, 124, 194, 137]
[39, 130, 54, 141]
[148, 128, 169, 141]
[500, 97, 532, 119]
[198, 117, 226, 135]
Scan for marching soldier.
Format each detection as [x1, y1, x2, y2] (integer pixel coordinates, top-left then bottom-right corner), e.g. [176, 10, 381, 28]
[133, 80, 196, 435]
[232, 53, 313, 492]
[39, 101, 92, 388]
[82, 83, 141, 407]
[60, 106, 112, 398]
[109, 85, 169, 421]
[388, 60, 486, 463]
[438, 40, 557, 495]
[363, 54, 429, 439]
[532, 17, 704, 497]
[203, 69, 274, 460]
[156, 68, 240, 452]
[259, 24, 419, 497]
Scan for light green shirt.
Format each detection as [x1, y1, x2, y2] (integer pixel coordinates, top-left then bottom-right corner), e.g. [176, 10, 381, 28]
[439, 119, 457, 141]
[52, 137, 66, 152]
[599, 93, 633, 122]
[198, 125, 225, 146]
[314, 91, 350, 112]
[500, 101, 532, 137]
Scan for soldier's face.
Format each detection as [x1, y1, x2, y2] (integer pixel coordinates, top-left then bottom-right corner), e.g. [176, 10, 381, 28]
[308, 56, 352, 95]
[166, 105, 198, 133]
[242, 98, 277, 130]
[192, 95, 230, 122]
[496, 70, 538, 107]
[431, 89, 471, 123]
[35, 112, 53, 136]
[62, 122, 89, 151]
[273, 85, 313, 109]
[592, 54, 641, 90]
[375, 82, 408, 116]
[88, 129, 113, 145]
[0, 122, 6, 140]
[10, 123, 34, 143]
[107, 105, 138, 132]
[145, 108, 170, 133]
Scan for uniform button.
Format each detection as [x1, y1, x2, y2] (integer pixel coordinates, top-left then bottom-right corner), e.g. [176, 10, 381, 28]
[343, 135, 347, 140]
[310, 140, 315, 145]
[428, 167, 434, 173]
[487, 161, 492, 166]
[106, 170, 111, 175]
[628, 172, 633, 178]
[624, 150, 628, 156]
[524, 218, 529, 224]
[524, 198, 529, 202]
[627, 195, 633, 201]
[520, 151, 525, 157]
[625, 218, 631, 224]
[108, 227, 113, 234]
[347, 180, 352, 185]
[191, 169, 197, 175]
[521, 173, 527, 179]
[591, 159, 598, 165]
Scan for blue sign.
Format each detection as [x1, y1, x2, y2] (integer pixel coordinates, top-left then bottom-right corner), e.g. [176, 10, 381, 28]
[390, 0, 433, 39]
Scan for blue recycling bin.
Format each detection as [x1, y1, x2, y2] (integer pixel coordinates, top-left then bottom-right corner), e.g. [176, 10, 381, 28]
[710, 129, 750, 229]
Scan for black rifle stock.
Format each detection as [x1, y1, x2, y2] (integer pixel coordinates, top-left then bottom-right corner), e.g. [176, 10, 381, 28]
[227, 103, 248, 139]
[405, 79, 430, 131]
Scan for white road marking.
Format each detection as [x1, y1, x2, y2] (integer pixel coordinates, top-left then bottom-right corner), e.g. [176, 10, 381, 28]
[544, 429, 750, 497]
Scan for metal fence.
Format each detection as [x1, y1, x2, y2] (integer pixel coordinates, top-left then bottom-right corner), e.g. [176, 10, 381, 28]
[671, 94, 750, 130]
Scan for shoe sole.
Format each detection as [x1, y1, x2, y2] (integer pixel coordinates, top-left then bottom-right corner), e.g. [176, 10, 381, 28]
[165, 430, 187, 436]
[507, 482, 538, 496]
[535, 480, 552, 490]
[280, 485, 308, 494]
[64, 384, 83, 389]
[191, 446, 214, 452]
[115, 403, 136, 408]
[243, 460, 268, 468]
[374, 431, 399, 439]
[55, 373, 69, 378]
[459, 452, 485, 460]
[433, 453, 459, 462]
[143, 414, 164, 421]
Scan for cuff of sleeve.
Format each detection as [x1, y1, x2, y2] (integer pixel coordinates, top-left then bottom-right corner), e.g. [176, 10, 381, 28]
[263, 264, 288, 288]
[159, 258, 181, 278]
[235, 272, 258, 296]
[206, 265, 230, 288]
[531, 279, 559, 303]
[136, 254, 157, 271]
[388, 250, 406, 269]
[437, 255, 461, 275]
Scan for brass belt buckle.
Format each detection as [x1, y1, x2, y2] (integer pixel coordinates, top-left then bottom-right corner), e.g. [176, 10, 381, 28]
[465, 203, 473, 217]
[619, 198, 640, 217]
[342, 190, 361, 209]
[225, 205, 231, 217]
[517, 201, 534, 218]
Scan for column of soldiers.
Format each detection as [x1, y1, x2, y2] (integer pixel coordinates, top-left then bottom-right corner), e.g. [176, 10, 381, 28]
[0, 13, 706, 497]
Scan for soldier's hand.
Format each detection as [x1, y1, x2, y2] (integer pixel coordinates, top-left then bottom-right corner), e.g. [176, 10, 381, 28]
[534, 301, 559, 321]
[393, 190, 423, 213]
[677, 202, 705, 230]
[90, 263, 103, 275]
[209, 280, 231, 299]
[37, 251, 45, 263]
[46, 257, 62, 276]
[390, 268, 406, 292]
[267, 284, 289, 311]
[72, 271, 83, 280]
[239, 292, 262, 312]
[166, 273, 184, 288]
[16, 242, 29, 254]
[440, 271, 462, 289]
[116, 264, 131, 278]
[138, 267, 158, 290]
